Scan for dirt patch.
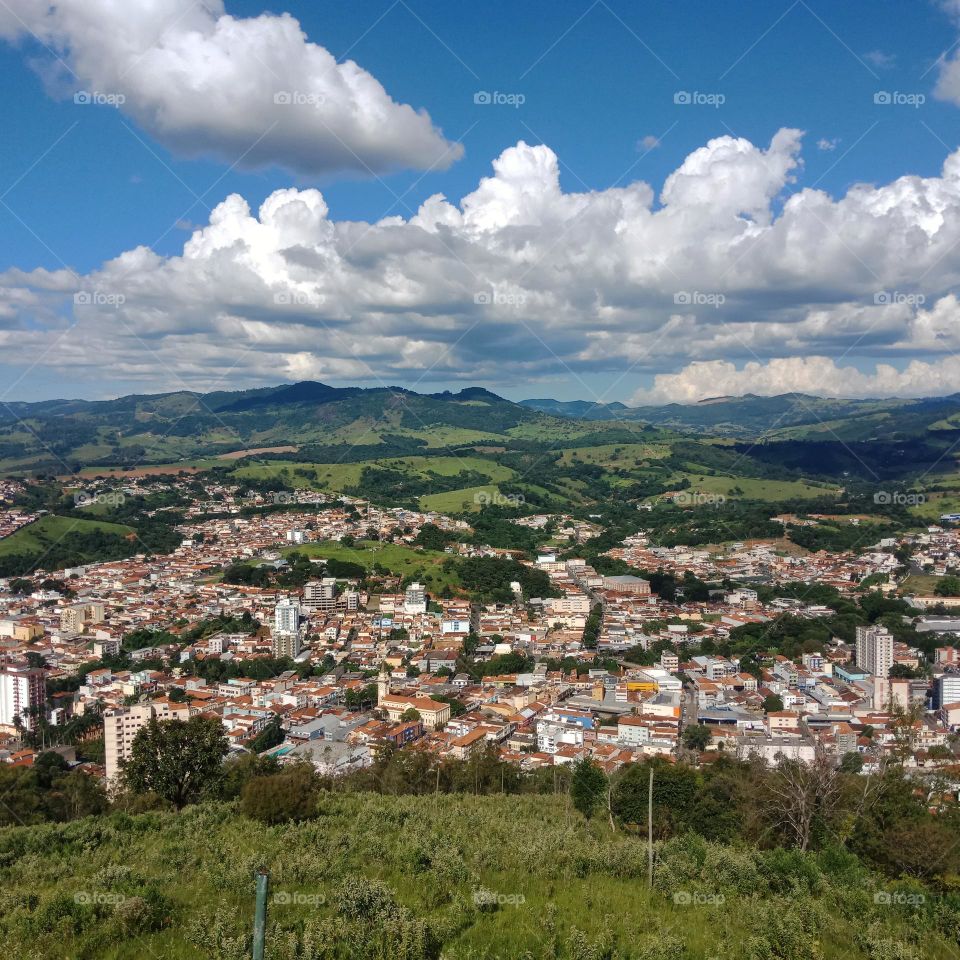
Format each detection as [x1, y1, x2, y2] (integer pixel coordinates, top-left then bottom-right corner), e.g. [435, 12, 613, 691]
[218, 446, 300, 460]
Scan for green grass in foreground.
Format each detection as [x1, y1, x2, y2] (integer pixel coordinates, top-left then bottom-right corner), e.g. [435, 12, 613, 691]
[0, 514, 135, 558]
[0, 792, 954, 959]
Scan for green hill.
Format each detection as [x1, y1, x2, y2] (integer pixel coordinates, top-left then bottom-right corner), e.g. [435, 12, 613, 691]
[1, 790, 955, 960]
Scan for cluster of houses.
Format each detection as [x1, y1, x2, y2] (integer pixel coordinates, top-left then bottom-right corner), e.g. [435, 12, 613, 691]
[0, 475, 957, 787]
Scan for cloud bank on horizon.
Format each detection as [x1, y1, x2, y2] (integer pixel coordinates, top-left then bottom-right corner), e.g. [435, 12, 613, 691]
[4, 128, 960, 404]
[0, 0, 461, 176]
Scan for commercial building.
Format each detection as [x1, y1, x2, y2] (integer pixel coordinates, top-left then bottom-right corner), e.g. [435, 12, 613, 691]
[601, 575, 651, 596]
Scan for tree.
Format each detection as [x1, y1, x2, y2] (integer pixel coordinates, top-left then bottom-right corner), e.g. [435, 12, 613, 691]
[682, 725, 711, 752]
[934, 575, 960, 597]
[121, 715, 228, 809]
[839, 751, 864, 773]
[239, 763, 320, 824]
[762, 694, 784, 714]
[570, 758, 607, 820]
[400, 708, 421, 722]
[248, 714, 285, 753]
[764, 749, 843, 851]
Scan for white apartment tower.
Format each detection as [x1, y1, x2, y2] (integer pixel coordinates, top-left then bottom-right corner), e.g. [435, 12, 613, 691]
[0, 666, 45, 730]
[855, 625, 894, 678]
[404, 582, 427, 614]
[274, 597, 301, 635]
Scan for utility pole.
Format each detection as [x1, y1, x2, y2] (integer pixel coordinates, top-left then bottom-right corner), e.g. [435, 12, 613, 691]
[253, 869, 270, 960]
[647, 766, 654, 889]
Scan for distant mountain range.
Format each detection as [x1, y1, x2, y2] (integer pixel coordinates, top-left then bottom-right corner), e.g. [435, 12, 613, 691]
[521, 392, 960, 439]
[0, 382, 586, 474]
[4, 381, 960, 476]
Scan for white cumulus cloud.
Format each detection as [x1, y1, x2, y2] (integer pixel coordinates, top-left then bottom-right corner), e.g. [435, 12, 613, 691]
[2, 130, 960, 400]
[0, 0, 461, 176]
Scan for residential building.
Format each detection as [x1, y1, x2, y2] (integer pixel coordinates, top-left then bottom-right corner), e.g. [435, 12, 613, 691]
[274, 597, 300, 635]
[103, 700, 190, 779]
[855, 625, 893, 678]
[0, 666, 45, 730]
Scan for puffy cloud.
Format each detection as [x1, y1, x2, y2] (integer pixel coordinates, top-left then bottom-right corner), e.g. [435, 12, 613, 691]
[934, 1, 960, 105]
[4, 130, 960, 399]
[0, 0, 460, 176]
[631, 356, 960, 404]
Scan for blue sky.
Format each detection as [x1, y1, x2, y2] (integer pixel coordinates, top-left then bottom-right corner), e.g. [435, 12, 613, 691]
[1, 0, 959, 403]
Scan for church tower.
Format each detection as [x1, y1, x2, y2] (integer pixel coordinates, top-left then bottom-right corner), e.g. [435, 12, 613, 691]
[377, 661, 391, 705]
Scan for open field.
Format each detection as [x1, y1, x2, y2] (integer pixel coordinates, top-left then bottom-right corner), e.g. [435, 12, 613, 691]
[286, 539, 460, 592]
[671, 473, 837, 501]
[235, 455, 515, 494]
[0, 514, 135, 557]
[558, 442, 671, 466]
[899, 572, 947, 595]
[68, 461, 219, 479]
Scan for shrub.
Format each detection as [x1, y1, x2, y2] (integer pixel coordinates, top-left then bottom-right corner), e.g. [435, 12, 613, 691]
[239, 764, 320, 824]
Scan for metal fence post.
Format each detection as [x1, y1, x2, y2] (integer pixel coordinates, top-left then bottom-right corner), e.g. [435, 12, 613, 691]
[253, 869, 270, 960]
